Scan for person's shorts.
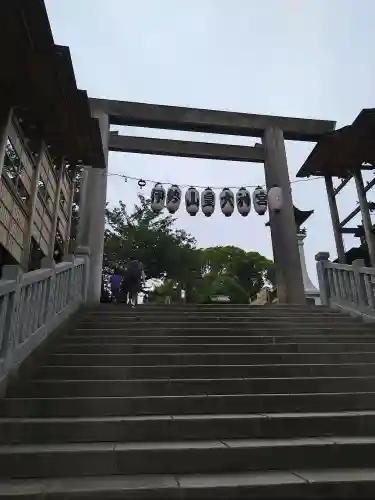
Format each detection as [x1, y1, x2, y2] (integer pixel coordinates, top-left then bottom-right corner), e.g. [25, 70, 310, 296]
[127, 276, 142, 293]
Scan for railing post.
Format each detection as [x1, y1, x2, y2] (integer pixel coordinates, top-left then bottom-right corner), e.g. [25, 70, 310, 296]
[63, 253, 75, 304]
[75, 246, 90, 303]
[41, 257, 56, 322]
[352, 259, 367, 310]
[1, 266, 23, 356]
[315, 252, 330, 306]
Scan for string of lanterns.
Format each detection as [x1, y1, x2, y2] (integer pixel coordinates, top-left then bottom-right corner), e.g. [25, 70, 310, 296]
[148, 183, 282, 217]
[105, 171, 316, 217]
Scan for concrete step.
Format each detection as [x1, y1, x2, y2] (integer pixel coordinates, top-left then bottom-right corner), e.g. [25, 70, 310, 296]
[78, 320, 367, 329]
[55, 342, 375, 354]
[68, 325, 375, 336]
[79, 315, 364, 324]
[3, 392, 375, 417]
[36, 362, 375, 380]
[61, 334, 375, 345]
[47, 352, 375, 366]
[12, 376, 375, 398]
[2, 437, 375, 478]
[74, 320, 375, 329]
[2, 468, 375, 499]
[2, 411, 375, 444]
[93, 304, 334, 311]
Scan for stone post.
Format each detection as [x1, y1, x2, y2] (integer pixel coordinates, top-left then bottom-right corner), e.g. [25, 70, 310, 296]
[75, 245, 90, 303]
[262, 127, 305, 304]
[76, 108, 109, 303]
[297, 231, 320, 303]
[315, 252, 330, 306]
[352, 258, 367, 309]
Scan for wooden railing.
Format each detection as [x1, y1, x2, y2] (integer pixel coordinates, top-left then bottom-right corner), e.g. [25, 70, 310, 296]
[316, 252, 375, 319]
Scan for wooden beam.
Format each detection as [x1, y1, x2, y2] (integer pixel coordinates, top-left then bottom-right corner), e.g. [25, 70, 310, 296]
[109, 134, 265, 163]
[340, 228, 361, 234]
[340, 177, 375, 227]
[334, 176, 352, 196]
[91, 98, 335, 142]
[325, 175, 345, 263]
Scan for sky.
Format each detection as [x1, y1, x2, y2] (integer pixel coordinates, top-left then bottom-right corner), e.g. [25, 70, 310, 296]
[45, 0, 375, 285]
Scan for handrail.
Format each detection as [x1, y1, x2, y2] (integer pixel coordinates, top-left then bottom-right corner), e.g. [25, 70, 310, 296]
[316, 252, 375, 319]
[0, 254, 89, 391]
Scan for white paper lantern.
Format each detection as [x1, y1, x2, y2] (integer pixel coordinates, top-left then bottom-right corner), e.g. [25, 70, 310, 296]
[220, 188, 235, 217]
[201, 187, 215, 217]
[166, 184, 181, 214]
[151, 182, 166, 212]
[268, 186, 283, 213]
[253, 186, 267, 215]
[236, 187, 251, 216]
[185, 187, 199, 216]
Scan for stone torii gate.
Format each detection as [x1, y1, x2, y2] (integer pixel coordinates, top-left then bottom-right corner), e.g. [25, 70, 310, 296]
[77, 99, 335, 304]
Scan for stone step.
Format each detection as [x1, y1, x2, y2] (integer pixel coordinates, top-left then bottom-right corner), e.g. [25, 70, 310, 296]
[47, 352, 375, 366]
[79, 315, 363, 324]
[2, 411, 375, 445]
[1, 437, 375, 478]
[2, 468, 375, 499]
[36, 362, 375, 380]
[3, 392, 375, 418]
[67, 325, 375, 336]
[78, 320, 366, 329]
[60, 334, 375, 345]
[13, 376, 375, 398]
[93, 305, 333, 311]
[72, 317, 375, 333]
[56, 342, 375, 355]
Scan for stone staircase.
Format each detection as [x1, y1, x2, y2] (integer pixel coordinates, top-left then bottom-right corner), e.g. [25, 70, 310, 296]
[1, 304, 375, 497]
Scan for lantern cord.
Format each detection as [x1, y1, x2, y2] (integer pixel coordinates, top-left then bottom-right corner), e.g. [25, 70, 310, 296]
[106, 172, 324, 190]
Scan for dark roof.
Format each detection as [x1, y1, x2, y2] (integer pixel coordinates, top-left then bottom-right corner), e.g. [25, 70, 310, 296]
[297, 108, 375, 178]
[0, 0, 105, 168]
[266, 205, 314, 230]
[333, 245, 370, 267]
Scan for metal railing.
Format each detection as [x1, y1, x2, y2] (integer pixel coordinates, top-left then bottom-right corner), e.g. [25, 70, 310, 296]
[316, 252, 375, 319]
[0, 254, 89, 389]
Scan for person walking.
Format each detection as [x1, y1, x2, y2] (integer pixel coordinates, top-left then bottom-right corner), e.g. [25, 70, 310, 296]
[124, 256, 145, 307]
[110, 269, 122, 303]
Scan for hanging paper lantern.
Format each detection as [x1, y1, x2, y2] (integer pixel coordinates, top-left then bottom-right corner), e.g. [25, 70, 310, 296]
[166, 184, 181, 214]
[236, 187, 251, 217]
[150, 182, 166, 212]
[220, 188, 235, 217]
[268, 186, 283, 213]
[201, 187, 215, 217]
[185, 187, 199, 216]
[253, 186, 268, 215]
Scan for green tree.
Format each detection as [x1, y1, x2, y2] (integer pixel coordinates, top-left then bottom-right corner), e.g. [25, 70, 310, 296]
[102, 198, 274, 304]
[103, 195, 198, 281]
[199, 246, 274, 300]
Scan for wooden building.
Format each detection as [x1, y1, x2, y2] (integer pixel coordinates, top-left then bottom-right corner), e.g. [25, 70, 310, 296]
[297, 108, 375, 267]
[0, 0, 105, 273]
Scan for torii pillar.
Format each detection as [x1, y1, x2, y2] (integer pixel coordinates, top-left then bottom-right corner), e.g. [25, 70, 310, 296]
[263, 127, 306, 304]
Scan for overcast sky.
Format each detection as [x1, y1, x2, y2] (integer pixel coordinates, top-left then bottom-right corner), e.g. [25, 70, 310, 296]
[46, 0, 375, 284]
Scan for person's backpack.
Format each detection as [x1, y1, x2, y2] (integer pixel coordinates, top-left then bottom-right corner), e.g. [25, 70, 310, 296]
[126, 260, 142, 278]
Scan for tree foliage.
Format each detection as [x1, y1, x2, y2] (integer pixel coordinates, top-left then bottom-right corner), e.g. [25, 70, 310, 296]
[102, 196, 275, 303]
[104, 195, 196, 281]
